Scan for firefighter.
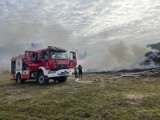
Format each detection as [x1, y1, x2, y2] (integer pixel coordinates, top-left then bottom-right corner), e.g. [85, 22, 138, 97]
[77, 64, 83, 79]
[32, 53, 38, 62]
[32, 53, 36, 62]
[74, 67, 78, 78]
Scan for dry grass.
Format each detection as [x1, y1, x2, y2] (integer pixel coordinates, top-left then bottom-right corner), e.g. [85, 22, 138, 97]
[0, 73, 160, 120]
[125, 93, 156, 100]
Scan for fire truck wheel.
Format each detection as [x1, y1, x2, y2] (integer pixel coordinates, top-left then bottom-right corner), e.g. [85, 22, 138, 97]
[57, 76, 67, 83]
[16, 73, 24, 84]
[36, 72, 49, 85]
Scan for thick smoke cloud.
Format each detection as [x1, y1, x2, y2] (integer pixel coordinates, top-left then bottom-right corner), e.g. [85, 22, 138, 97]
[0, 15, 71, 70]
[43, 24, 71, 47]
[78, 41, 150, 71]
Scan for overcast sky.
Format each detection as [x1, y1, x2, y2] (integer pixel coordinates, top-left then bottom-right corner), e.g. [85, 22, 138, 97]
[0, 0, 160, 70]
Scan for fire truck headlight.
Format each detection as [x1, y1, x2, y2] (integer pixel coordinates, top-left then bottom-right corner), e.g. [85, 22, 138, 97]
[48, 71, 56, 74]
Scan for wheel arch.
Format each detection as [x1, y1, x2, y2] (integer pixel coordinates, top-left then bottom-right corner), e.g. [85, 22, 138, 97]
[37, 67, 48, 76]
[16, 72, 24, 84]
[37, 69, 43, 76]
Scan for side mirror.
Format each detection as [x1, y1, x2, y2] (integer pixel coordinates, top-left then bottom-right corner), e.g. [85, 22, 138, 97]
[44, 55, 48, 61]
[70, 52, 76, 61]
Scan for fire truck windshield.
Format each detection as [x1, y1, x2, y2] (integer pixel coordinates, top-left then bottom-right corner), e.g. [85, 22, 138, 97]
[50, 52, 68, 60]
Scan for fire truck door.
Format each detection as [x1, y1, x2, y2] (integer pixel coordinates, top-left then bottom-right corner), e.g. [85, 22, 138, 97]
[25, 51, 35, 61]
[16, 59, 22, 74]
[69, 51, 77, 68]
[41, 50, 49, 67]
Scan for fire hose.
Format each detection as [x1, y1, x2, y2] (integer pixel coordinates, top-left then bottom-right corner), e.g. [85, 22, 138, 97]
[108, 69, 160, 80]
[75, 78, 93, 83]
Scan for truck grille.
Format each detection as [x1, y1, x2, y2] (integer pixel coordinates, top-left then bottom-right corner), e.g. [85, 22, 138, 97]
[56, 65, 68, 70]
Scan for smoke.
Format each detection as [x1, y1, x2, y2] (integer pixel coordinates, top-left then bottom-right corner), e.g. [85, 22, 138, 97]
[0, 15, 71, 70]
[73, 49, 88, 60]
[0, 13, 151, 72]
[0, 1, 156, 71]
[78, 41, 150, 72]
[43, 24, 71, 47]
[0, 17, 152, 72]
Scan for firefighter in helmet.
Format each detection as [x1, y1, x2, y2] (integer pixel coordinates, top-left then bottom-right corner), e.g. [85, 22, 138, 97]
[77, 64, 83, 79]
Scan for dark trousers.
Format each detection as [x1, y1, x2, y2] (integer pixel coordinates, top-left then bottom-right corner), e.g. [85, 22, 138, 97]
[78, 70, 82, 78]
[75, 71, 78, 78]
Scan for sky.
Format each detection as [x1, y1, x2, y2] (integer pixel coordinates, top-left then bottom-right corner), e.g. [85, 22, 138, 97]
[0, 0, 160, 70]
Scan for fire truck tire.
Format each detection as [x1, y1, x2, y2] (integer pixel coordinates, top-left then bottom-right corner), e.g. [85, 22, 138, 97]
[57, 76, 67, 83]
[16, 73, 24, 84]
[36, 72, 49, 85]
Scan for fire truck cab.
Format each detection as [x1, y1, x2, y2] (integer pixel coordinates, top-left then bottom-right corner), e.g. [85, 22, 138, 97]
[11, 46, 77, 85]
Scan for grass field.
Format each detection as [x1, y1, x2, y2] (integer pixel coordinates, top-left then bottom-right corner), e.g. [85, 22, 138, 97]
[0, 73, 160, 120]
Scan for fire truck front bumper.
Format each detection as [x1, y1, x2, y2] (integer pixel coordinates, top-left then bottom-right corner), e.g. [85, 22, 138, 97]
[47, 69, 71, 78]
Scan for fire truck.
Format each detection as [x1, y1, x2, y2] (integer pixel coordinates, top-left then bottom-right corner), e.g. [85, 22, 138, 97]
[11, 46, 77, 85]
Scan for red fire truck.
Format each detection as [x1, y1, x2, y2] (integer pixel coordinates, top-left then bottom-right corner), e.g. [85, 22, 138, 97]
[11, 46, 77, 85]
